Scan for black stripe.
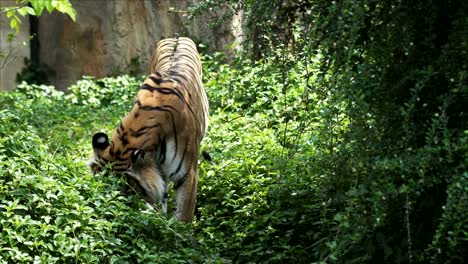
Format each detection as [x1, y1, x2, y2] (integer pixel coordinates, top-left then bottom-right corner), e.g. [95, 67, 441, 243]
[163, 107, 178, 161]
[148, 76, 162, 85]
[115, 161, 127, 166]
[170, 141, 189, 177]
[173, 53, 197, 62]
[158, 105, 179, 112]
[130, 123, 162, 137]
[139, 138, 153, 152]
[121, 132, 129, 146]
[158, 53, 173, 64]
[141, 83, 155, 92]
[159, 139, 166, 164]
[122, 147, 137, 155]
[120, 135, 153, 157]
[139, 105, 178, 152]
[119, 121, 124, 134]
[155, 72, 199, 128]
[174, 173, 187, 189]
[114, 168, 127, 173]
[154, 87, 185, 103]
[154, 86, 198, 131]
[168, 70, 190, 83]
[114, 165, 128, 172]
[140, 104, 172, 112]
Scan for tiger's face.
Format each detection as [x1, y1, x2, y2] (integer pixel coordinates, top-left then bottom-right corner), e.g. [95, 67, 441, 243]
[88, 132, 147, 177]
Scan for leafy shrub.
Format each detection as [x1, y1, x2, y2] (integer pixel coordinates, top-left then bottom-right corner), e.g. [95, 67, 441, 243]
[197, 112, 328, 263]
[16, 81, 64, 99]
[195, 0, 468, 262]
[1, 61, 332, 263]
[0, 79, 226, 263]
[66, 75, 143, 108]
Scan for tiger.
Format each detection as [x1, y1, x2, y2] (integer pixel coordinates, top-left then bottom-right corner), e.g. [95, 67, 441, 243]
[88, 37, 209, 223]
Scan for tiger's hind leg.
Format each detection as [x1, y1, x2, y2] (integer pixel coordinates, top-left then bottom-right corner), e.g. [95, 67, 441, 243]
[173, 166, 198, 223]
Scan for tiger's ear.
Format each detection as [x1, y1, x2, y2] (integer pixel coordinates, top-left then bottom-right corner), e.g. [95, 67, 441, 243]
[92, 132, 109, 150]
[132, 149, 145, 163]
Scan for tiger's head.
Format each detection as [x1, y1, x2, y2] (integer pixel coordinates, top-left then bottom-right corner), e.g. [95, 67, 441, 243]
[88, 131, 148, 177]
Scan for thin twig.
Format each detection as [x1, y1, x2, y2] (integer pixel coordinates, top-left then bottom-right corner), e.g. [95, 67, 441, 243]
[280, 44, 289, 157]
[0, 6, 23, 15]
[405, 193, 413, 263]
[0, 46, 18, 71]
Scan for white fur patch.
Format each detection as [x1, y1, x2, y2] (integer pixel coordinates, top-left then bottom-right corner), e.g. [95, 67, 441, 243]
[96, 136, 107, 144]
[160, 139, 186, 182]
[165, 139, 177, 161]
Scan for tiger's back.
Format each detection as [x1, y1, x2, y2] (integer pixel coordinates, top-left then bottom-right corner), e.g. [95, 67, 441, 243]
[90, 37, 208, 222]
[150, 37, 208, 135]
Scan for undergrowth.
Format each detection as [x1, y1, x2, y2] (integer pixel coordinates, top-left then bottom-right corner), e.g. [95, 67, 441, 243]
[0, 81, 222, 263]
[0, 65, 327, 263]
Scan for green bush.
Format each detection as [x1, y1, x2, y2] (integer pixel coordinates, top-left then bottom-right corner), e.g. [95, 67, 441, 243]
[194, 0, 467, 262]
[1, 60, 333, 263]
[0, 78, 226, 263]
[66, 75, 143, 108]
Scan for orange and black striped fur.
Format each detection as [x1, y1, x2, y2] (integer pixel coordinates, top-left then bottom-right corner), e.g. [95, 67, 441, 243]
[88, 37, 208, 222]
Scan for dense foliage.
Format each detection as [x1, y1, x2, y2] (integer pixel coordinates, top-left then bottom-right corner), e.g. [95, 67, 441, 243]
[1, 0, 467, 263]
[1, 79, 220, 263]
[194, 0, 467, 262]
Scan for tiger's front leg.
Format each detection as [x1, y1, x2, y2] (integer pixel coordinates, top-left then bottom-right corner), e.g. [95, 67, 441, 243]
[174, 166, 198, 223]
[160, 183, 169, 215]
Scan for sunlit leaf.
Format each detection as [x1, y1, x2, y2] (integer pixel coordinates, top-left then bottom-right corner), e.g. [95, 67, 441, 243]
[30, 0, 45, 16]
[9, 16, 21, 32]
[45, 0, 54, 13]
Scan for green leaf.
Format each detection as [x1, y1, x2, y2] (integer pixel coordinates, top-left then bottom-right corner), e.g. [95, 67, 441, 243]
[7, 32, 16, 41]
[18, 7, 27, 16]
[30, 0, 45, 16]
[54, 0, 76, 21]
[6, 9, 15, 18]
[17, 6, 35, 16]
[26, 6, 36, 16]
[45, 0, 54, 13]
[10, 16, 21, 33]
[66, 8, 76, 21]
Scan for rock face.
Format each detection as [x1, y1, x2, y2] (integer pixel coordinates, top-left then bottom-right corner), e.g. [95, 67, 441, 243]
[0, 0, 31, 91]
[37, 0, 243, 90]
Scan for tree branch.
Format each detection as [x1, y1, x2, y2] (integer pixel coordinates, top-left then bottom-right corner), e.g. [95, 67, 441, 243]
[0, 6, 24, 16]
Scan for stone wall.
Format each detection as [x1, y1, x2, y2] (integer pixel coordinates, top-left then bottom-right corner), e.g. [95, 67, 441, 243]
[38, 0, 243, 90]
[0, 0, 31, 91]
[0, 0, 242, 91]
